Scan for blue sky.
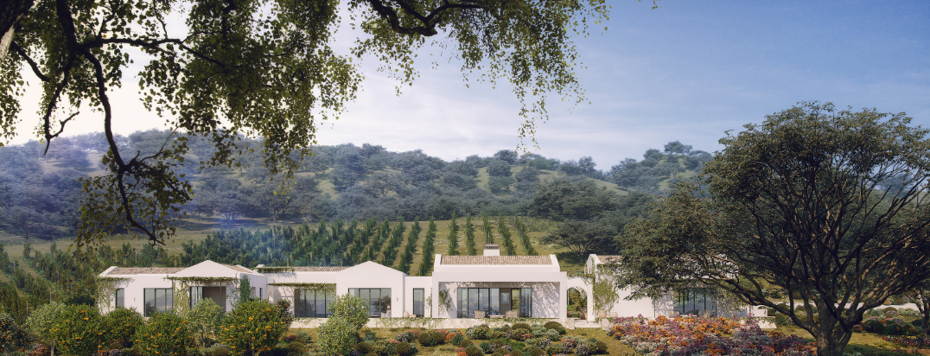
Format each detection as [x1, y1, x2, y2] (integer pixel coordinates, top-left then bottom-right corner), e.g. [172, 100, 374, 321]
[9, 0, 929, 171]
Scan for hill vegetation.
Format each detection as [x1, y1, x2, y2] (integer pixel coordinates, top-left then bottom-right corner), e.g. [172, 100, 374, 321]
[0, 130, 708, 241]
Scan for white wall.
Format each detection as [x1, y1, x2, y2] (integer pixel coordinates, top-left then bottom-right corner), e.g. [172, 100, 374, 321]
[102, 274, 173, 314]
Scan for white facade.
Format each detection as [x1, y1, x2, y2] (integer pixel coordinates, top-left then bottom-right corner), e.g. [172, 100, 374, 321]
[584, 254, 763, 319]
[98, 246, 569, 320]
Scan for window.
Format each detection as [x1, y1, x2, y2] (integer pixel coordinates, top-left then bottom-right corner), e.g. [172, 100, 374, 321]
[190, 287, 203, 307]
[413, 289, 424, 317]
[458, 287, 532, 318]
[348, 288, 391, 317]
[144, 288, 173, 316]
[295, 288, 335, 318]
[115, 288, 124, 309]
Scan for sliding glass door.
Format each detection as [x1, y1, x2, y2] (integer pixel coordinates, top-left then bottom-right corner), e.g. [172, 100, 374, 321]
[348, 288, 391, 317]
[457, 287, 532, 318]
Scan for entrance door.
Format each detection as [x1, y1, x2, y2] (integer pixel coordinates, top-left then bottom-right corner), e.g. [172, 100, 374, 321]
[500, 290, 512, 313]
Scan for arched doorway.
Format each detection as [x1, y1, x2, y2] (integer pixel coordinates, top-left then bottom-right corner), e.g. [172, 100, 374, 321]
[568, 287, 587, 319]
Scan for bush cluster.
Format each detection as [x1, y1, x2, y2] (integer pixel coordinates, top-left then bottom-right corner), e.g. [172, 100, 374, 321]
[218, 300, 286, 355]
[134, 312, 194, 356]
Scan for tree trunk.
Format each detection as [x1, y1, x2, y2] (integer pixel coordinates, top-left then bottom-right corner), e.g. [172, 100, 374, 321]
[811, 315, 853, 356]
[0, 0, 33, 63]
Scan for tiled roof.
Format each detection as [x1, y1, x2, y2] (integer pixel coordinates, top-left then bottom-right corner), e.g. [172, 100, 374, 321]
[222, 264, 253, 273]
[109, 267, 185, 275]
[292, 266, 350, 272]
[440, 256, 552, 265]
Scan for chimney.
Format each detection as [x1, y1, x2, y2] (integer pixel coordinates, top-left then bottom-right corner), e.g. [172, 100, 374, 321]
[483, 244, 500, 256]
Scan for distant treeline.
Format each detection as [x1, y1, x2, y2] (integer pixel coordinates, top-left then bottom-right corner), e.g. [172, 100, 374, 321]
[0, 129, 709, 239]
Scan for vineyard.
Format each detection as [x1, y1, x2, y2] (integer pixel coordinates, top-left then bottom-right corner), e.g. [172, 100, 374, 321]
[0, 216, 558, 324]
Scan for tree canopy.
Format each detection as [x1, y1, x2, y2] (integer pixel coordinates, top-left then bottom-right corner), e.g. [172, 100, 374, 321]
[615, 102, 930, 356]
[0, 0, 614, 247]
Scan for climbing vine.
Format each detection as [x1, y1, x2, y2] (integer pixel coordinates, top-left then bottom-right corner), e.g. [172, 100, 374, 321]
[94, 277, 130, 311]
[166, 277, 238, 316]
[438, 290, 453, 316]
[255, 267, 295, 273]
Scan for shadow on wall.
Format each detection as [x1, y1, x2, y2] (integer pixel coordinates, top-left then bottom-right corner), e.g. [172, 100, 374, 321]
[534, 282, 559, 318]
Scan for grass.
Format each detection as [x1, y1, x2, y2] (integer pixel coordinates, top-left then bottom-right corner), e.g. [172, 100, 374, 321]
[774, 325, 924, 355]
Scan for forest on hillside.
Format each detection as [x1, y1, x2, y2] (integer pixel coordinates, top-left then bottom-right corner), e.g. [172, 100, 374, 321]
[0, 130, 712, 240]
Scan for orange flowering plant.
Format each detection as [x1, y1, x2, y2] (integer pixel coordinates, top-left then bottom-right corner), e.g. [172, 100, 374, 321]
[218, 300, 286, 355]
[133, 312, 193, 356]
[51, 305, 109, 356]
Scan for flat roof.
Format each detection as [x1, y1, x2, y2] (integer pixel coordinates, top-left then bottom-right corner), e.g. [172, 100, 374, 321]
[109, 267, 186, 275]
[440, 255, 552, 266]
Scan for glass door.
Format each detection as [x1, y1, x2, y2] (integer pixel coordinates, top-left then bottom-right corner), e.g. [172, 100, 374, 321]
[500, 290, 511, 313]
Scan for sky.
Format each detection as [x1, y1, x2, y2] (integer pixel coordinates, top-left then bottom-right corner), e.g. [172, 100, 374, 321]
[7, 0, 930, 171]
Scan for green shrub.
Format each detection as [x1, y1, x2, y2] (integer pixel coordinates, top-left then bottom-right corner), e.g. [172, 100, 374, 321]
[211, 345, 232, 356]
[103, 307, 144, 348]
[120, 347, 139, 356]
[189, 299, 225, 348]
[510, 349, 524, 356]
[547, 344, 564, 354]
[417, 330, 444, 346]
[593, 341, 608, 354]
[396, 342, 416, 356]
[0, 313, 30, 354]
[545, 329, 560, 341]
[133, 312, 193, 356]
[543, 321, 565, 334]
[774, 314, 790, 326]
[465, 344, 483, 356]
[54, 304, 109, 356]
[317, 317, 358, 355]
[466, 325, 490, 340]
[355, 341, 374, 354]
[524, 346, 545, 356]
[451, 333, 465, 346]
[904, 324, 918, 336]
[188, 347, 204, 356]
[512, 323, 531, 333]
[488, 330, 504, 339]
[883, 307, 899, 317]
[328, 294, 369, 331]
[459, 339, 474, 349]
[864, 319, 884, 333]
[286, 341, 306, 353]
[273, 299, 294, 330]
[218, 300, 286, 355]
[479, 341, 492, 353]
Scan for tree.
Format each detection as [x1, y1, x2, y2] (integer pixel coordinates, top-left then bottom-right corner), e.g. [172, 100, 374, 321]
[188, 299, 224, 348]
[616, 102, 930, 356]
[904, 284, 930, 337]
[2, 0, 611, 248]
[493, 150, 518, 165]
[529, 178, 620, 221]
[486, 159, 513, 178]
[24, 301, 65, 356]
[540, 220, 613, 264]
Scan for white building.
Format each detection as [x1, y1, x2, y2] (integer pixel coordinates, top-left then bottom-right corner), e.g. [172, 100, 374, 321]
[584, 254, 763, 318]
[96, 247, 758, 322]
[98, 245, 569, 320]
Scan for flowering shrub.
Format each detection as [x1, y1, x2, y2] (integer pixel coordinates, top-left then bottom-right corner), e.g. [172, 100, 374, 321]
[52, 305, 109, 356]
[133, 312, 193, 356]
[882, 334, 930, 348]
[103, 307, 144, 348]
[611, 316, 816, 355]
[218, 300, 286, 355]
[0, 313, 30, 354]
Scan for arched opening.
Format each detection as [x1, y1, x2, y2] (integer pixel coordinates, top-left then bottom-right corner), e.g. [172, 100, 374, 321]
[568, 287, 588, 319]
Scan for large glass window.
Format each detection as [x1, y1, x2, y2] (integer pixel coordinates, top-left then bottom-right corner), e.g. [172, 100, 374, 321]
[115, 289, 124, 309]
[190, 287, 204, 307]
[144, 288, 173, 316]
[349, 288, 391, 317]
[458, 287, 532, 318]
[413, 289, 424, 317]
[295, 288, 335, 318]
[674, 288, 717, 316]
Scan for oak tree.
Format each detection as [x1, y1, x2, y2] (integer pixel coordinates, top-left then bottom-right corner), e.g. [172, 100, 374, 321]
[0, 0, 614, 247]
[616, 102, 930, 356]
